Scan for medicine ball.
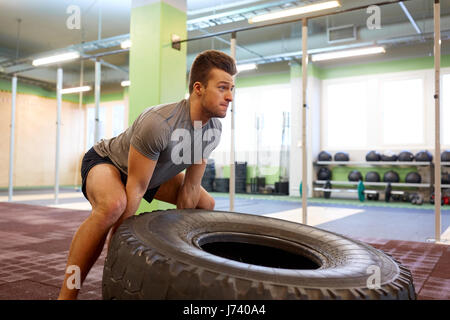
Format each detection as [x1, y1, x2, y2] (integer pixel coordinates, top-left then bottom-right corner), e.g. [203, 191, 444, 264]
[405, 172, 421, 184]
[334, 152, 349, 161]
[442, 172, 450, 184]
[398, 151, 414, 162]
[348, 170, 363, 182]
[380, 151, 398, 162]
[383, 170, 400, 183]
[318, 151, 332, 161]
[366, 150, 381, 161]
[415, 150, 433, 162]
[441, 150, 450, 162]
[365, 171, 380, 182]
[317, 167, 332, 180]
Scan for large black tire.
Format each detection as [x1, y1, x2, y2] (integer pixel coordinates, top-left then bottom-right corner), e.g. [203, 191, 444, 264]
[102, 210, 416, 300]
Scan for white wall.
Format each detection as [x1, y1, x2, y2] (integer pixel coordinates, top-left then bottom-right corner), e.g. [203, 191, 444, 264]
[289, 69, 321, 197]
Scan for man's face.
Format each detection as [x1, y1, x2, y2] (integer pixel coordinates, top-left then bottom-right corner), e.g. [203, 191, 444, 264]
[199, 68, 235, 118]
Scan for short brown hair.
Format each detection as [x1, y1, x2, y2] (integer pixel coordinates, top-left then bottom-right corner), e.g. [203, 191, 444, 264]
[188, 50, 237, 94]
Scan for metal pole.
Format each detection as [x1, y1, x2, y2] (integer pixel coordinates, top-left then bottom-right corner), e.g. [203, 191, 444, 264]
[433, 0, 441, 242]
[73, 60, 84, 188]
[301, 19, 308, 225]
[8, 76, 17, 202]
[94, 60, 101, 143]
[55, 68, 63, 204]
[230, 32, 236, 211]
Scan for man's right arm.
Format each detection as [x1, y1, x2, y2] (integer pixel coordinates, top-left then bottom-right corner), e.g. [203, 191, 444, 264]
[110, 145, 157, 233]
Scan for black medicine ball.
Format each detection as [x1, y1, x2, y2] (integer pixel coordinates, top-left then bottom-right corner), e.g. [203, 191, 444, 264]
[383, 170, 400, 183]
[405, 172, 422, 184]
[441, 150, 450, 162]
[366, 151, 381, 161]
[317, 167, 332, 180]
[415, 150, 433, 162]
[365, 171, 380, 182]
[442, 172, 450, 184]
[380, 151, 398, 161]
[318, 151, 332, 161]
[334, 152, 349, 161]
[398, 151, 414, 162]
[348, 170, 363, 182]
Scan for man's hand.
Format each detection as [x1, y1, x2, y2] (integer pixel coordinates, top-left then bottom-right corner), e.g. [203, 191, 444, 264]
[176, 159, 207, 209]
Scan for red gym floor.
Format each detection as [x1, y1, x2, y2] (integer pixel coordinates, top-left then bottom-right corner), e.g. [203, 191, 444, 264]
[0, 202, 448, 300]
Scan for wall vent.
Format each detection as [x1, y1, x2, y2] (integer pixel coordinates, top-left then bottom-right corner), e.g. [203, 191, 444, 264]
[327, 25, 356, 43]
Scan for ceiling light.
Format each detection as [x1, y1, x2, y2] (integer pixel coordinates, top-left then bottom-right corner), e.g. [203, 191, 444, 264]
[32, 52, 80, 66]
[121, 80, 130, 87]
[61, 86, 91, 94]
[121, 40, 131, 49]
[311, 46, 386, 62]
[249, 1, 341, 24]
[237, 63, 257, 72]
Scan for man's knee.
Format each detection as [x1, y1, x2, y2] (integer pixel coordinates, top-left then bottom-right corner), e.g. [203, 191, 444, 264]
[93, 196, 127, 227]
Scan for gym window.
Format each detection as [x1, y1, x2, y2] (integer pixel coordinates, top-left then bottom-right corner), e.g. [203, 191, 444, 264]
[212, 83, 291, 164]
[381, 78, 424, 146]
[322, 80, 368, 149]
[86, 104, 126, 150]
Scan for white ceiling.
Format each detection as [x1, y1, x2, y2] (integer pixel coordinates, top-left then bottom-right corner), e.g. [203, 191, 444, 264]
[0, 0, 449, 89]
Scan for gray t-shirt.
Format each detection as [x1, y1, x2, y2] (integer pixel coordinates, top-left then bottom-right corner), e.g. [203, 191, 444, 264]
[94, 98, 222, 189]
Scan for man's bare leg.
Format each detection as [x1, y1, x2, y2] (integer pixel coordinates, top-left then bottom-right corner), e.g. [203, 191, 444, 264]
[58, 164, 127, 300]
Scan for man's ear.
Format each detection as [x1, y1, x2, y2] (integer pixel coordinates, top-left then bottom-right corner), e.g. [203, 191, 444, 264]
[193, 81, 204, 96]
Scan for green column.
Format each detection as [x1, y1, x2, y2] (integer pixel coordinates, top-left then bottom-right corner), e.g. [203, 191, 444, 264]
[129, 0, 187, 213]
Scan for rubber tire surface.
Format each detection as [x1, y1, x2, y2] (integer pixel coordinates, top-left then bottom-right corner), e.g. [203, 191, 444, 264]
[102, 210, 416, 300]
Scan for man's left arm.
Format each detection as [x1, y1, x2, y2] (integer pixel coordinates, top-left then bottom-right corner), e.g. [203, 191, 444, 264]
[176, 159, 207, 209]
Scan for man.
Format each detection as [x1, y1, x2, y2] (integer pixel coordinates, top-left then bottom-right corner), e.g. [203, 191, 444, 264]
[58, 50, 237, 300]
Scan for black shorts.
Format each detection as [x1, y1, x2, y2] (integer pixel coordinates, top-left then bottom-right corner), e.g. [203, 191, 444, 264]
[80, 147, 160, 204]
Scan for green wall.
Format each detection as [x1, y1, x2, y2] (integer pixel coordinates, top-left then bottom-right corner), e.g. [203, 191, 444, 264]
[0, 78, 80, 103]
[314, 54, 450, 80]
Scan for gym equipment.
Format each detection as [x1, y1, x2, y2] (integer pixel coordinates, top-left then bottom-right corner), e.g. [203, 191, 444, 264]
[276, 112, 290, 195]
[103, 210, 416, 300]
[442, 172, 450, 184]
[318, 150, 332, 161]
[201, 159, 215, 192]
[383, 171, 400, 183]
[317, 167, 332, 180]
[367, 192, 379, 200]
[410, 193, 424, 205]
[365, 171, 380, 182]
[405, 172, 422, 184]
[334, 152, 349, 161]
[251, 177, 266, 193]
[366, 150, 381, 161]
[398, 151, 414, 162]
[441, 150, 450, 162]
[415, 150, 433, 162]
[380, 151, 398, 162]
[430, 192, 444, 205]
[275, 181, 289, 195]
[214, 178, 229, 193]
[324, 180, 332, 199]
[385, 183, 392, 202]
[357, 180, 365, 202]
[402, 192, 411, 202]
[348, 170, 362, 182]
[235, 162, 247, 193]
